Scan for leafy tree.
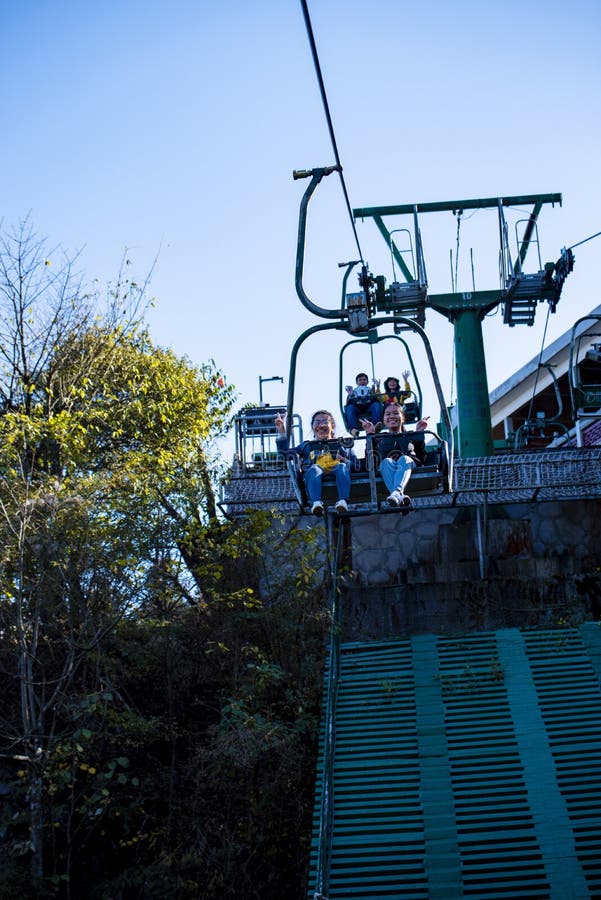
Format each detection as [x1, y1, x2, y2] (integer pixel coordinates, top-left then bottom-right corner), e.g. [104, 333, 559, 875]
[0, 219, 326, 898]
[0, 220, 231, 890]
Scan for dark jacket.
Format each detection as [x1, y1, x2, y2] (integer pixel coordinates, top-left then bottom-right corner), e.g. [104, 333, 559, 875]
[276, 435, 359, 471]
[372, 430, 426, 466]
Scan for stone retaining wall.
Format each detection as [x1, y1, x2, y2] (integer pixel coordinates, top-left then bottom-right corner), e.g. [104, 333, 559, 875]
[261, 499, 601, 641]
[349, 499, 601, 587]
[341, 498, 601, 640]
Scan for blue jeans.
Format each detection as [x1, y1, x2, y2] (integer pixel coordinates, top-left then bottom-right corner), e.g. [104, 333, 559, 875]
[304, 462, 351, 502]
[344, 401, 382, 431]
[380, 455, 415, 494]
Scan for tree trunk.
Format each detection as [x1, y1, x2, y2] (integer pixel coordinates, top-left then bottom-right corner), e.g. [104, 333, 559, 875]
[29, 749, 44, 886]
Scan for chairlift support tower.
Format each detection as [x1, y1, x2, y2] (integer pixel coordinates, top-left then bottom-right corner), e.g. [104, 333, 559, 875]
[354, 194, 573, 457]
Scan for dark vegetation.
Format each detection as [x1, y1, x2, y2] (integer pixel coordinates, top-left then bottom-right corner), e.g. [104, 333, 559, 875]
[0, 219, 327, 898]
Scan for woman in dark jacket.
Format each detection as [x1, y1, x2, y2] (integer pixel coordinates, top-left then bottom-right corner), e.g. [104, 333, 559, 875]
[363, 404, 428, 507]
[275, 409, 358, 516]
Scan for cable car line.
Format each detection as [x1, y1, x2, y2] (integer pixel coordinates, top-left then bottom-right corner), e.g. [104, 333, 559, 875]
[568, 229, 601, 251]
[299, 0, 365, 265]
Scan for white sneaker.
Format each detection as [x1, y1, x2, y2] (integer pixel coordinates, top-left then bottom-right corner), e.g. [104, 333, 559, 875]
[334, 499, 348, 513]
[386, 491, 401, 507]
[311, 501, 324, 517]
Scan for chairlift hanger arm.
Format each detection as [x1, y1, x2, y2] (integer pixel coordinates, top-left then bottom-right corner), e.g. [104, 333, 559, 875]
[382, 315, 453, 451]
[285, 320, 351, 440]
[540, 363, 564, 422]
[294, 165, 348, 320]
[373, 315, 454, 470]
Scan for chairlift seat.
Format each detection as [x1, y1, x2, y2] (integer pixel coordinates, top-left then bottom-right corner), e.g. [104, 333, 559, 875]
[242, 406, 287, 436]
[581, 354, 601, 378]
[252, 451, 280, 463]
[284, 433, 449, 513]
[400, 399, 420, 424]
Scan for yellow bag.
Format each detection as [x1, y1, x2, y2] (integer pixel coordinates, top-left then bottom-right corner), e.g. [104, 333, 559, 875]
[314, 448, 340, 473]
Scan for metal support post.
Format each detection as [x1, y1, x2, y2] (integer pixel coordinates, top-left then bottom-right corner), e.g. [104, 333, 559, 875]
[453, 310, 494, 457]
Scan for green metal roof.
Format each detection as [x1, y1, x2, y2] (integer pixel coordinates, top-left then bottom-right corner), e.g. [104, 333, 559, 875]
[307, 624, 601, 899]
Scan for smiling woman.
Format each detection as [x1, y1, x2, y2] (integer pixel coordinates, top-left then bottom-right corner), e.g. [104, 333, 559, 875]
[274, 408, 357, 515]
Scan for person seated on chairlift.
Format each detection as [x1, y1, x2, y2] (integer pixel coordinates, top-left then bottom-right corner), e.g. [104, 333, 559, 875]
[380, 370, 412, 407]
[362, 405, 429, 509]
[344, 372, 382, 436]
[274, 409, 358, 517]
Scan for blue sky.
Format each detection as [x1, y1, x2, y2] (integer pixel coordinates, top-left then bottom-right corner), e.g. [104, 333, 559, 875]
[2, 0, 600, 449]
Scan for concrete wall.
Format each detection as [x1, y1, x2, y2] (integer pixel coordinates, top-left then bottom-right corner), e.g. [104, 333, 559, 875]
[261, 499, 601, 640]
[349, 499, 601, 586]
[342, 499, 601, 641]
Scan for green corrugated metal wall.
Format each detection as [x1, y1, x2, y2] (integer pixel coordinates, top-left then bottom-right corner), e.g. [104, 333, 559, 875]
[307, 624, 601, 900]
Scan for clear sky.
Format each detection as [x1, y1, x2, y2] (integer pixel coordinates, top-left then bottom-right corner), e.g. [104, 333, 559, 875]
[2, 0, 600, 452]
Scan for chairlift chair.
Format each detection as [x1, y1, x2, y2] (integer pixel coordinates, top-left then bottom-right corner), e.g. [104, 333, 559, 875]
[284, 430, 450, 515]
[235, 405, 303, 471]
[512, 363, 572, 450]
[338, 331, 423, 431]
[569, 314, 601, 419]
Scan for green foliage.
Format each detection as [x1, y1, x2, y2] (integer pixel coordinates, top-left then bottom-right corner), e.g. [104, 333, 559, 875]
[0, 220, 327, 898]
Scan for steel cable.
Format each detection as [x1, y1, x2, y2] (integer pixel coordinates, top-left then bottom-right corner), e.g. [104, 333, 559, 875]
[299, 0, 365, 264]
